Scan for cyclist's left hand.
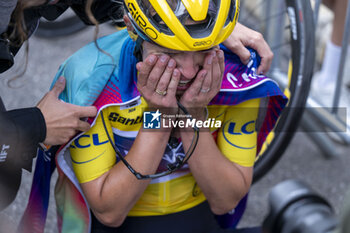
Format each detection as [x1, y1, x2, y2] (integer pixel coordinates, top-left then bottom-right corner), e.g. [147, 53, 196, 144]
[179, 50, 225, 119]
[223, 22, 273, 75]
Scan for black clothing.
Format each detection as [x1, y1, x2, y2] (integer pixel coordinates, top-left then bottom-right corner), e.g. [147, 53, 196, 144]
[0, 0, 17, 34]
[0, 0, 124, 211]
[0, 0, 123, 211]
[91, 202, 262, 233]
[0, 0, 124, 73]
[0, 38, 14, 73]
[0, 0, 122, 175]
[0, 97, 46, 210]
[0, 97, 46, 171]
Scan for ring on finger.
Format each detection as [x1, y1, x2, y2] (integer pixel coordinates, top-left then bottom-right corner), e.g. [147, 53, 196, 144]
[155, 89, 167, 96]
[200, 88, 210, 93]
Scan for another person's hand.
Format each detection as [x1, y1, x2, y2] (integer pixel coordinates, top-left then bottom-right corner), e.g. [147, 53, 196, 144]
[136, 54, 179, 114]
[223, 22, 273, 75]
[37, 77, 97, 145]
[179, 49, 225, 119]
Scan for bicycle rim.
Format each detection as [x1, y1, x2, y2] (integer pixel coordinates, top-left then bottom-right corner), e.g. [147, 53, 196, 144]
[240, 0, 315, 183]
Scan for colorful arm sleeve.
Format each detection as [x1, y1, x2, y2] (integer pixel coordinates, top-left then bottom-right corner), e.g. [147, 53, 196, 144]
[69, 109, 116, 183]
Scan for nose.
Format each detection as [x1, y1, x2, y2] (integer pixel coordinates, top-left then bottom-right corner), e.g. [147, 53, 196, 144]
[176, 53, 200, 80]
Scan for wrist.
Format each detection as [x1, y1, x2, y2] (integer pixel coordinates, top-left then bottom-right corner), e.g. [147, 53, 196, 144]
[182, 107, 207, 121]
[146, 105, 178, 117]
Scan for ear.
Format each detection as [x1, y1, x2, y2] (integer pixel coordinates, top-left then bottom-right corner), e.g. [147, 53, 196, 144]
[123, 15, 134, 32]
[124, 15, 138, 41]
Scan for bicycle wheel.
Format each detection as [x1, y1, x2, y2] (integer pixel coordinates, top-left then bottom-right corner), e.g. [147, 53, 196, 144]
[239, 0, 315, 183]
[35, 9, 87, 38]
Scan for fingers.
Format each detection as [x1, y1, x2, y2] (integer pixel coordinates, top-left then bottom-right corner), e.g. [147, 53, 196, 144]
[203, 50, 224, 93]
[137, 54, 173, 94]
[43, 129, 77, 146]
[167, 68, 180, 96]
[243, 32, 273, 74]
[146, 55, 170, 91]
[211, 50, 225, 91]
[137, 55, 157, 87]
[155, 58, 176, 93]
[184, 49, 224, 99]
[257, 57, 271, 75]
[255, 43, 273, 74]
[136, 53, 178, 111]
[217, 50, 225, 73]
[189, 71, 207, 96]
[76, 120, 92, 132]
[230, 42, 251, 65]
[222, 32, 250, 65]
[223, 23, 273, 74]
[200, 51, 216, 94]
[38, 83, 97, 145]
[199, 70, 210, 95]
[75, 105, 98, 118]
[68, 104, 97, 132]
[51, 76, 66, 98]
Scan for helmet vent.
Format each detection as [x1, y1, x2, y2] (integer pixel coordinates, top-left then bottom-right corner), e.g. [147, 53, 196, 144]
[224, 0, 237, 26]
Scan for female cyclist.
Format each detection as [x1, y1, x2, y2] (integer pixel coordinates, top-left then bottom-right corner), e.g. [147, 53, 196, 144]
[18, 0, 286, 232]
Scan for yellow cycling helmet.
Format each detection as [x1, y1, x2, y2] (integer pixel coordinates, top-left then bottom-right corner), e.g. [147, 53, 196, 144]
[124, 0, 240, 51]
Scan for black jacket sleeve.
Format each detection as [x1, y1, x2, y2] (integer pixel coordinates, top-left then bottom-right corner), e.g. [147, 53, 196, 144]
[0, 97, 46, 210]
[0, 97, 46, 171]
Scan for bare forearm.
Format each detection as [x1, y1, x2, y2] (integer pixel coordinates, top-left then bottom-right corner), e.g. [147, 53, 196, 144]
[85, 129, 171, 226]
[181, 131, 251, 215]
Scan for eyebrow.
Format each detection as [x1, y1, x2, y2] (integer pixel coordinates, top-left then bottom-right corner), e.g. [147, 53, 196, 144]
[159, 46, 218, 54]
[161, 48, 181, 53]
[153, 46, 182, 54]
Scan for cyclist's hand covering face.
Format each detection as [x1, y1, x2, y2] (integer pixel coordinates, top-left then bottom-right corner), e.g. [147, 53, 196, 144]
[137, 41, 225, 119]
[136, 43, 180, 114]
[178, 49, 225, 119]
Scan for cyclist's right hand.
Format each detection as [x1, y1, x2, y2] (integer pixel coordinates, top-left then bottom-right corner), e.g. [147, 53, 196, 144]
[37, 76, 97, 145]
[136, 54, 179, 114]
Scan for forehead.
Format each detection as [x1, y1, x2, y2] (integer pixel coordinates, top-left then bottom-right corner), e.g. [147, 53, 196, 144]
[143, 41, 218, 54]
[143, 41, 180, 53]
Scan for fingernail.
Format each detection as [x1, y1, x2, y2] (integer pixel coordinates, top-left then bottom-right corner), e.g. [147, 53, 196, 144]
[58, 76, 64, 83]
[160, 55, 168, 63]
[202, 70, 208, 78]
[148, 56, 156, 64]
[168, 59, 175, 68]
[208, 56, 213, 65]
[173, 69, 179, 77]
[218, 51, 224, 58]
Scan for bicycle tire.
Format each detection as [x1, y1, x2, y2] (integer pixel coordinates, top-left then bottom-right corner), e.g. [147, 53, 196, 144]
[239, 0, 315, 183]
[35, 14, 87, 38]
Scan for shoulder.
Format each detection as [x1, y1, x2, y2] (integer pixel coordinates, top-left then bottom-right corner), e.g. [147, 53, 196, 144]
[62, 29, 131, 71]
[51, 30, 133, 105]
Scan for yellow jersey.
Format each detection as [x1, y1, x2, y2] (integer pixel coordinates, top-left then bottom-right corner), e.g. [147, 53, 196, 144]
[69, 97, 260, 216]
